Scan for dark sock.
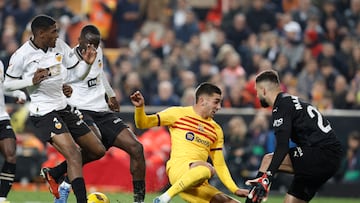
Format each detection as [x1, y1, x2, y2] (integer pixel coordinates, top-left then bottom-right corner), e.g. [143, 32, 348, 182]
[133, 180, 145, 202]
[64, 176, 70, 184]
[49, 161, 67, 183]
[71, 177, 87, 203]
[256, 171, 264, 178]
[0, 162, 15, 197]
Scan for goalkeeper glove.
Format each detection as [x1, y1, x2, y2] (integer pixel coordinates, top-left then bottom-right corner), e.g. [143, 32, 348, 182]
[245, 172, 272, 203]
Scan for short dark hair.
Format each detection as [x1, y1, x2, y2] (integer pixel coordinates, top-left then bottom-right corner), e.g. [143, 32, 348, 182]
[255, 70, 280, 84]
[80, 25, 100, 38]
[195, 82, 222, 103]
[31, 15, 56, 34]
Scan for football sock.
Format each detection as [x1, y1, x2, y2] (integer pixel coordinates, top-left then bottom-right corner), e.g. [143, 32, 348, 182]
[166, 165, 211, 198]
[49, 161, 67, 183]
[0, 162, 15, 197]
[256, 171, 264, 178]
[71, 177, 87, 203]
[63, 176, 70, 184]
[133, 180, 145, 202]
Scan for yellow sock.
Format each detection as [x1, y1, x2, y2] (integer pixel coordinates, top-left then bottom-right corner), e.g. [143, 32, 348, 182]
[166, 165, 211, 197]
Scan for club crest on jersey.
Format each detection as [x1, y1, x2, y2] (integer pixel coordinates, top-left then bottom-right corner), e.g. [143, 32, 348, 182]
[197, 124, 204, 132]
[55, 53, 62, 62]
[98, 59, 102, 68]
[185, 132, 195, 141]
[53, 117, 62, 129]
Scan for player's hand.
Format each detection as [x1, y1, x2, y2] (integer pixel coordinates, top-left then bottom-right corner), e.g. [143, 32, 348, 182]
[32, 68, 49, 85]
[81, 44, 97, 65]
[245, 173, 272, 203]
[62, 84, 73, 98]
[16, 91, 27, 104]
[130, 91, 144, 107]
[108, 96, 120, 112]
[234, 188, 249, 197]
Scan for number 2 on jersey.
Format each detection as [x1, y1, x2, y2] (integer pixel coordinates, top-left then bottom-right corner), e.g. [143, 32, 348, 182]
[307, 106, 332, 133]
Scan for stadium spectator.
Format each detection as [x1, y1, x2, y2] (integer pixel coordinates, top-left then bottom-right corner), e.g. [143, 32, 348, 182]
[338, 131, 360, 182]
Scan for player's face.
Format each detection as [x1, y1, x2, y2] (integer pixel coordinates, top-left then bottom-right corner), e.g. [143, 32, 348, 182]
[256, 82, 270, 108]
[43, 24, 59, 48]
[79, 33, 100, 52]
[203, 93, 222, 118]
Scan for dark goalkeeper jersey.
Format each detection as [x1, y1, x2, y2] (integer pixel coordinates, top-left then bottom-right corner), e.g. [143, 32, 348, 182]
[267, 92, 342, 174]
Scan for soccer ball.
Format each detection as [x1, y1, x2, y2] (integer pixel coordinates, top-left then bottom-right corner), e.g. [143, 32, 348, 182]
[87, 192, 110, 203]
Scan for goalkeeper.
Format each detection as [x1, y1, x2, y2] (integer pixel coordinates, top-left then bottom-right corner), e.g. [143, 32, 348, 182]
[246, 70, 343, 203]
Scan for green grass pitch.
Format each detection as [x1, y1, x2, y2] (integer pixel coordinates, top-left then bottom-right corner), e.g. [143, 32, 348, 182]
[5, 191, 359, 203]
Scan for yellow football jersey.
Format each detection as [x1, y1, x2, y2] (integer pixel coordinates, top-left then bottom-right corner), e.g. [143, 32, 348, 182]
[157, 106, 223, 162]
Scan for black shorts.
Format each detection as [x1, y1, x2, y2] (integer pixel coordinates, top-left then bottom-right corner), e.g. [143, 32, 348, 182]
[0, 120, 16, 140]
[80, 110, 128, 149]
[30, 106, 91, 143]
[288, 143, 343, 201]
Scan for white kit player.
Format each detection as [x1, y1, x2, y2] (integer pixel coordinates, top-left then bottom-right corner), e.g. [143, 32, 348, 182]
[0, 60, 26, 203]
[52, 25, 146, 203]
[3, 15, 106, 203]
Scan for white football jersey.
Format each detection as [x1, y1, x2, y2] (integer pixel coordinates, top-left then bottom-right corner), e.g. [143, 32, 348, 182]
[6, 39, 79, 116]
[67, 47, 109, 111]
[0, 61, 10, 121]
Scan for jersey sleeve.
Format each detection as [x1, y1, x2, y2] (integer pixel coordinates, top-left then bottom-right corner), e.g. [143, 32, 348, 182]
[4, 51, 33, 91]
[267, 97, 292, 175]
[6, 50, 25, 79]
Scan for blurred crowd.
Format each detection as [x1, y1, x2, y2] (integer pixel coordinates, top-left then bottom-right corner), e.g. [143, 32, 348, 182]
[1, 0, 360, 186]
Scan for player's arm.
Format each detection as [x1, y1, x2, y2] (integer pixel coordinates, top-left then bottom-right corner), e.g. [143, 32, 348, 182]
[266, 105, 293, 175]
[63, 41, 97, 83]
[210, 149, 239, 193]
[130, 91, 159, 129]
[210, 128, 248, 197]
[101, 70, 119, 112]
[4, 52, 48, 91]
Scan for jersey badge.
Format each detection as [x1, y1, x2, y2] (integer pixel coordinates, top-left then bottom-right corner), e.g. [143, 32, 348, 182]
[53, 117, 62, 129]
[185, 132, 195, 141]
[98, 59, 102, 68]
[55, 53, 63, 62]
[197, 124, 204, 132]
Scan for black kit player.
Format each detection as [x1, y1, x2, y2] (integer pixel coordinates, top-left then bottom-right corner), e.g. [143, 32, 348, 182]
[245, 70, 343, 203]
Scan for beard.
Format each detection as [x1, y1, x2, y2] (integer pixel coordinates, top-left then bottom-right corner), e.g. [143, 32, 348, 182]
[260, 98, 270, 108]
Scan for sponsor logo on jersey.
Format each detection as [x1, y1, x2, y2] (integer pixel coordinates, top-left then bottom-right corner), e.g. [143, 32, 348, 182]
[185, 132, 195, 141]
[87, 77, 98, 87]
[273, 118, 283, 127]
[195, 136, 210, 147]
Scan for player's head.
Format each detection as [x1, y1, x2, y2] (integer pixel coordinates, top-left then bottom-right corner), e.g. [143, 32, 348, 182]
[255, 70, 281, 108]
[195, 82, 222, 118]
[31, 15, 58, 48]
[78, 25, 101, 52]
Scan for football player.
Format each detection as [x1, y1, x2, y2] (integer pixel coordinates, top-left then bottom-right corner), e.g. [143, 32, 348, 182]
[245, 70, 343, 203]
[4, 15, 104, 203]
[47, 25, 146, 203]
[130, 83, 249, 203]
[0, 60, 26, 203]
